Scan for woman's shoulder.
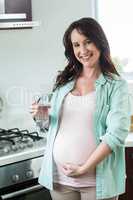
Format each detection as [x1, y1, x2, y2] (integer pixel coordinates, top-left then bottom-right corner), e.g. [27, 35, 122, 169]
[103, 74, 128, 98]
[105, 73, 128, 87]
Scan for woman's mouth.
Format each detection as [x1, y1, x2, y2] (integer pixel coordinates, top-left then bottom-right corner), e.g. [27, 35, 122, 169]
[80, 53, 93, 61]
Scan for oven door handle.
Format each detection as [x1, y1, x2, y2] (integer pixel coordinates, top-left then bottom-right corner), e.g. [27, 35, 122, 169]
[1, 184, 43, 199]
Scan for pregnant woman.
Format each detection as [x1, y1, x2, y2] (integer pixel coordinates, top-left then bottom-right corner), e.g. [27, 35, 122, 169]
[31, 17, 130, 200]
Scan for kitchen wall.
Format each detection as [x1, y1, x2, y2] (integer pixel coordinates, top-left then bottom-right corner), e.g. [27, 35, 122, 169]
[0, 0, 96, 130]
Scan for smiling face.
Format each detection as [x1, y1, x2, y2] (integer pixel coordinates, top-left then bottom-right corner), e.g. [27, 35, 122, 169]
[71, 29, 101, 70]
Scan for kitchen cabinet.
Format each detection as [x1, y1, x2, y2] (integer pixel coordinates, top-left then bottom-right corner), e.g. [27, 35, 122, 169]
[119, 147, 133, 200]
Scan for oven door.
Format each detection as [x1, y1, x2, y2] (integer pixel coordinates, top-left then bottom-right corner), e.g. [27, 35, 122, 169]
[0, 179, 52, 200]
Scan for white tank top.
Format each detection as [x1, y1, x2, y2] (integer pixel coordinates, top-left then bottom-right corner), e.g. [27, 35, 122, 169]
[53, 91, 96, 187]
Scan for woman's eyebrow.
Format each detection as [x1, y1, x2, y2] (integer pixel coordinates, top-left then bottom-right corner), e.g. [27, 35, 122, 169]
[72, 41, 79, 44]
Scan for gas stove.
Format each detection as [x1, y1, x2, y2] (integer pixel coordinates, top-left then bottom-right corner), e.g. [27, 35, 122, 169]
[0, 128, 46, 166]
[0, 128, 47, 193]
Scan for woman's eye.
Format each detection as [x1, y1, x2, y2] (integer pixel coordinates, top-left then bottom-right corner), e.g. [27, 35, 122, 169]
[86, 40, 91, 44]
[73, 43, 79, 47]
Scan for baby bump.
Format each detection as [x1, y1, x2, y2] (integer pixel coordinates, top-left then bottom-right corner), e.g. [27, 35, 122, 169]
[53, 133, 96, 166]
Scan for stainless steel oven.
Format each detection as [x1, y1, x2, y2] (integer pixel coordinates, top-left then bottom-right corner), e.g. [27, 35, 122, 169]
[0, 128, 51, 200]
[0, 156, 52, 200]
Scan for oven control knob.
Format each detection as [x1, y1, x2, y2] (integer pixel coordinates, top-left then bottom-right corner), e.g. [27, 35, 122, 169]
[27, 142, 33, 147]
[12, 174, 20, 182]
[12, 145, 18, 151]
[3, 146, 10, 153]
[26, 170, 33, 178]
[19, 144, 25, 149]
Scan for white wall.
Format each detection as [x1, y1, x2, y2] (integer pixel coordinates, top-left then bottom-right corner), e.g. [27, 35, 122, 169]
[0, 0, 95, 130]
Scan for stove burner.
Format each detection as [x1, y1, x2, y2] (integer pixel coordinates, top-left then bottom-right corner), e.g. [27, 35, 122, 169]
[0, 128, 43, 156]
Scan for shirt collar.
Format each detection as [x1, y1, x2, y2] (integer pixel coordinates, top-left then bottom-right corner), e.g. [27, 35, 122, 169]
[66, 73, 107, 91]
[95, 73, 107, 86]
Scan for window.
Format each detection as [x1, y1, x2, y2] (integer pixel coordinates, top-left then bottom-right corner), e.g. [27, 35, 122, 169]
[97, 0, 133, 80]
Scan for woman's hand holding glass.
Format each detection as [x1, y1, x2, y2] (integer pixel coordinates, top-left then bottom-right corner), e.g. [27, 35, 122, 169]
[30, 94, 51, 121]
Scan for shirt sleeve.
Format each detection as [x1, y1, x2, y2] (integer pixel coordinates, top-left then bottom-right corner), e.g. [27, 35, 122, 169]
[101, 79, 131, 151]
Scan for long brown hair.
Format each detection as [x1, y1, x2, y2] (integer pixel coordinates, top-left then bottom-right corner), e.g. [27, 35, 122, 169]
[53, 17, 119, 90]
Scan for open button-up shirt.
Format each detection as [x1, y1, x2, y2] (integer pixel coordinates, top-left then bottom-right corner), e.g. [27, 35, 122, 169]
[38, 73, 130, 199]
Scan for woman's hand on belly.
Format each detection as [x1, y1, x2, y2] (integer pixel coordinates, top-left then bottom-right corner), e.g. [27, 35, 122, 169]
[61, 163, 86, 177]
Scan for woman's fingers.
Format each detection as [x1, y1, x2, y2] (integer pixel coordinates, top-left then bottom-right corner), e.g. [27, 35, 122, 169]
[30, 103, 39, 116]
[61, 163, 83, 177]
[61, 163, 74, 176]
[30, 103, 49, 119]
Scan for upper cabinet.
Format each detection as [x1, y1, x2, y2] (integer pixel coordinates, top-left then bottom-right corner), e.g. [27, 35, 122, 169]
[0, 0, 39, 29]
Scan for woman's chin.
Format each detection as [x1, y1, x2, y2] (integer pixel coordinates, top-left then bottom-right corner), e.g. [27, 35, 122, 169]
[82, 63, 92, 68]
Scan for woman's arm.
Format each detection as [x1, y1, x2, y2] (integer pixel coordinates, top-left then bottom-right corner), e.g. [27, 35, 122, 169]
[62, 142, 111, 177]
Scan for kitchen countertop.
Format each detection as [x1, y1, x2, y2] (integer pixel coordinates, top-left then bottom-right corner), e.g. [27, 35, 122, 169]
[125, 132, 133, 147]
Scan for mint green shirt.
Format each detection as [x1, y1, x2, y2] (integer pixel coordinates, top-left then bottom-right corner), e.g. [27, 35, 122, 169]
[38, 73, 130, 199]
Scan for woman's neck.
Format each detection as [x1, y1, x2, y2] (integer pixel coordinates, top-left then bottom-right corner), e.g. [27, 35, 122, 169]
[80, 67, 101, 81]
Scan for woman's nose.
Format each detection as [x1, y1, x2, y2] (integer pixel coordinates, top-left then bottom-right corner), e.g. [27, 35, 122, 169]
[80, 45, 88, 54]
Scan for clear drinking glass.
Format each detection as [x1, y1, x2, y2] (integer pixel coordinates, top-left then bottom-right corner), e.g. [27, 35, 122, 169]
[38, 93, 51, 108]
[34, 93, 52, 133]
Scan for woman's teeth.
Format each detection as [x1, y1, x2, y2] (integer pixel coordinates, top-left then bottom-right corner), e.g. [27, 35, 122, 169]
[81, 53, 93, 60]
[83, 56, 90, 59]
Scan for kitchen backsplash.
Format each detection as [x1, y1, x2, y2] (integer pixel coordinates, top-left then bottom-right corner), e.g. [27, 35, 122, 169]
[0, 82, 53, 132]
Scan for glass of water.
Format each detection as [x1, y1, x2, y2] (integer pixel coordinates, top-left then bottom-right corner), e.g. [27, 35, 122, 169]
[39, 93, 52, 108]
[34, 93, 52, 133]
